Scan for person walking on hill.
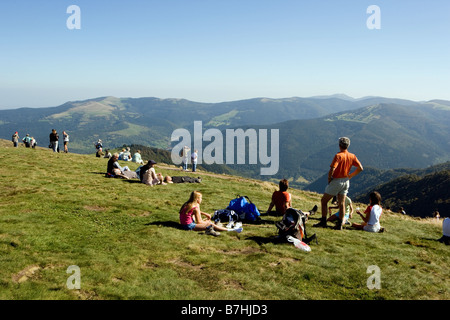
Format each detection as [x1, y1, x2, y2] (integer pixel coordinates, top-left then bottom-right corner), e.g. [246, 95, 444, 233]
[62, 131, 69, 153]
[49, 129, 59, 153]
[12, 132, 19, 147]
[179, 191, 243, 236]
[314, 137, 363, 230]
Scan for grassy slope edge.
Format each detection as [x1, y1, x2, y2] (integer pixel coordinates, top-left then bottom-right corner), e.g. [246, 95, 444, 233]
[0, 140, 448, 300]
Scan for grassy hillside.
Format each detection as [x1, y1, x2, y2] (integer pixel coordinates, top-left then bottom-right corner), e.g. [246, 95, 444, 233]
[0, 140, 448, 300]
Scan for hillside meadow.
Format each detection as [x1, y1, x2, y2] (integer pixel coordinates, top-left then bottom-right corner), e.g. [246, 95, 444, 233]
[0, 139, 448, 300]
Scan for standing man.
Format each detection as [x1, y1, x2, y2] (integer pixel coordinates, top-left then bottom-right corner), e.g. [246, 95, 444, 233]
[12, 132, 20, 147]
[191, 149, 198, 172]
[63, 131, 69, 153]
[22, 134, 32, 148]
[314, 137, 363, 230]
[182, 146, 190, 171]
[49, 129, 59, 153]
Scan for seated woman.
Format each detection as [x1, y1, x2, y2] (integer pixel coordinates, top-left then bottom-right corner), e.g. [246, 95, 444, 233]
[351, 191, 385, 233]
[140, 160, 165, 186]
[179, 191, 242, 236]
[267, 179, 317, 218]
[106, 153, 130, 178]
[96, 147, 105, 158]
[132, 150, 144, 164]
[267, 179, 292, 216]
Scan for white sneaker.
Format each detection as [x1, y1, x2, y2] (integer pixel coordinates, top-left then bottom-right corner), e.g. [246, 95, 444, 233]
[234, 222, 242, 228]
[226, 221, 235, 229]
[233, 227, 243, 233]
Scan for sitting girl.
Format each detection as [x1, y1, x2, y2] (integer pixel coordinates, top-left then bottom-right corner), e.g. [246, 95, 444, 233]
[351, 191, 385, 233]
[179, 191, 242, 236]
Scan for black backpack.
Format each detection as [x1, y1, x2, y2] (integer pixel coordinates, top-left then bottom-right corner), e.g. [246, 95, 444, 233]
[275, 208, 318, 245]
[212, 209, 240, 224]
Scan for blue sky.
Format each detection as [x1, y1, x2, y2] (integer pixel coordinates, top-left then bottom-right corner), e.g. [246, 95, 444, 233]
[0, 0, 449, 108]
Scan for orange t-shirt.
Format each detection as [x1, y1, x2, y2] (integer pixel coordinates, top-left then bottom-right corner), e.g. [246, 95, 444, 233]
[330, 150, 361, 178]
[272, 191, 291, 214]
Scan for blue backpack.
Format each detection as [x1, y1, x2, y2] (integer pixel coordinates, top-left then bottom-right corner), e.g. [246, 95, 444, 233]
[227, 195, 261, 222]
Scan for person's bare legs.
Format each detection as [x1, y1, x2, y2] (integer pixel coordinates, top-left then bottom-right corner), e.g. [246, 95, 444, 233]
[314, 193, 334, 227]
[194, 221, 239, 232]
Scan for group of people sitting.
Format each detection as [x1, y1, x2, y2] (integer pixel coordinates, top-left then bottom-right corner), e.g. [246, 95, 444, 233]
[117, 147, 144, 164]
[106, 153, 202, 186]
[177, 178, 385, 239]
[266, 178, 384, 233]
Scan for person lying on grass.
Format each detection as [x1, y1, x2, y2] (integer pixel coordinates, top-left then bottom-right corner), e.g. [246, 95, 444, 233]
[179, 191, 243, 237]
[350, 191, 385, 233]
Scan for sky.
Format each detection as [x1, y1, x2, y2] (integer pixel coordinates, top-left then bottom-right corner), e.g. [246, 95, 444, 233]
[0, 0, 449, 109]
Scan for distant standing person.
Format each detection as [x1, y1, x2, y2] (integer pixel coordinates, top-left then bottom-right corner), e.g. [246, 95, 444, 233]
[22, 134, 32, 148]
[191, 149, 198, 172]
[62, 131, 69, 153]
[182, 146, 190, 171]
[95, 139, 103, 150]
[49, 129, 59, 153]
[433, 210, 440, 221]
[314, 137, 363, 230]
[12, 132, 19, 147]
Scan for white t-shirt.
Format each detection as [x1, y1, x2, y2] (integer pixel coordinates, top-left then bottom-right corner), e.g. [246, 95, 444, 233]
[443, 218, 450, 237]
[368, 204, 382, 226]
[191, 152, 198, 164]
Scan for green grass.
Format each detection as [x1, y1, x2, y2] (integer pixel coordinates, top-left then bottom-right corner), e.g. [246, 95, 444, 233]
[0, 140, 448, 300]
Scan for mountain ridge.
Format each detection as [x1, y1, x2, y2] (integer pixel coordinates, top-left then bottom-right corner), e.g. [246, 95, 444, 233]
[1, 95, 449, 185]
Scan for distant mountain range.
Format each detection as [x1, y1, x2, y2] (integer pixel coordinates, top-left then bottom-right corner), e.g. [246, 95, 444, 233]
[1, 95, 449, 186]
